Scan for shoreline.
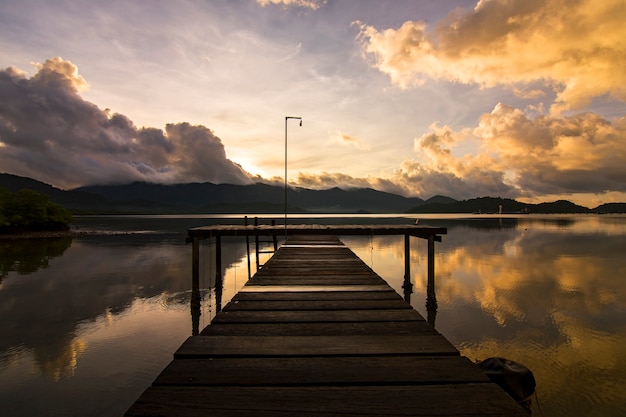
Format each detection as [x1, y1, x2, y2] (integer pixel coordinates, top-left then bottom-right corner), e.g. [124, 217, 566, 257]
[0, 230, 88, 240]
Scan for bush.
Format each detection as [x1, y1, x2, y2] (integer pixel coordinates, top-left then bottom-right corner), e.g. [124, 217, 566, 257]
[0, 187, 73, 233]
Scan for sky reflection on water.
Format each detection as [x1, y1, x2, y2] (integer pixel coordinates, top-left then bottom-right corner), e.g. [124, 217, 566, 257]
[0, 215, 625, 416]
[346, 216, 626, 417]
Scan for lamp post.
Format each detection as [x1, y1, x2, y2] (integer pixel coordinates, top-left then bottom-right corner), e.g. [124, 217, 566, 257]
[284, 116, 302, 238]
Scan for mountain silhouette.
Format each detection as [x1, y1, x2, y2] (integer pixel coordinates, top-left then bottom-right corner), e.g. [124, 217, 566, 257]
[2, 173, 625, 214]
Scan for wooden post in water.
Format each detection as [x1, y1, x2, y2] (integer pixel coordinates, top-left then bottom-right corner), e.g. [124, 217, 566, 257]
[271, 219, 278, 251]
[215, 235, 223, 313]
[254, 217, 260, 270]
[244, 216, 251, 279]
[403, 234, 412, 302]
[192, 236, 200, 288]
[191, 236, 200, 335]
[427, 235, 435, 292]
[426, 235, 438, 328]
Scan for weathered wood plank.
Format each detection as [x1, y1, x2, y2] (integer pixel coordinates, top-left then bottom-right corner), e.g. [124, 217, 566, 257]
[126, 385, 527, 417]
[231, 290, 403, 302]
[265, 253, 358, 259]
[174, 335, 458, 358]
[255, 268, 377, 276]
[155, 356, 488, 386]
[239, 285, 394, 292]
[201, 321, 439, 336]
[247, 278, 387, 286]
[251, 274, 385, 281]
[262, 259, 361, 264]
[222, 299, 412, 311]
[210, 309, 425, 324]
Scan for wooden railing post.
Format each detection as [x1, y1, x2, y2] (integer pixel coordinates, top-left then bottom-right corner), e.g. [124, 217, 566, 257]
[272, 219, 278, 251]
[254, 217, 260, 270]
[191, 236, 200, 335]
[244, 216, 251, 279]
[426, 235, 438, 328]
[215, 235, 223, 313]
[427, 235, 435, 292]
[403, 234, 412, 302]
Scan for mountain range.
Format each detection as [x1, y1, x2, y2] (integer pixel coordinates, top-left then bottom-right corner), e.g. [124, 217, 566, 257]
[1, 173, 625, 214]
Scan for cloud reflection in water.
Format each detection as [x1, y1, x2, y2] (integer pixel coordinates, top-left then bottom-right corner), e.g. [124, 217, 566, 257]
[344, 216, 626, 416]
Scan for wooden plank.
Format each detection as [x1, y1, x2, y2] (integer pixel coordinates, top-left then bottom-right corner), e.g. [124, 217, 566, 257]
[239, 285, 393, 292]
[250, 275, 385, 283]
[255, 268, 377, 276]
[210, 309, 425, 324]
[263, 261, 368, 266]
[231, 290, 404, 302]
[126, 385, 527, 417]
[247, 278, 387, 286]
[173, 335, 457, 357]
[262, 259, 361, 264]
[222, 299, 412, 311]
[201, 321, 439, 336]
[281, 244, 345, 248]
[272, 248, 352, 253]
[155, 356, 488, 386]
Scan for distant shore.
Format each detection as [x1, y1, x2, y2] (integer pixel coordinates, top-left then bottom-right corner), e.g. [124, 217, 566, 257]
[0, 228, 165, 240]
[0, 230, 87, 240]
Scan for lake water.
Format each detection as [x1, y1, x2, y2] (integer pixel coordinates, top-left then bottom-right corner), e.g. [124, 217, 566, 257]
[1, 214, 625, 416]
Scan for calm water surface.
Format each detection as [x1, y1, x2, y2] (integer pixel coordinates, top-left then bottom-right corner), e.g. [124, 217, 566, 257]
[1, 214, 625, 416]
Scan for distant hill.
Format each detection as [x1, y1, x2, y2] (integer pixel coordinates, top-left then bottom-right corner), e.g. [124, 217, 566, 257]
[0, 174, 422, 214]
[407, 196, 592, 214]
[534, 200, 591, 213]
[595, 203, 626, 213]
[3, 173, 625, 214]
[0, 173, 109, 212]
[75, 182, 425, 214]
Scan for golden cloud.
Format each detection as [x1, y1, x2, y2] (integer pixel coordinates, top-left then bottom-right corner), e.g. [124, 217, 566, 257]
[357, 0, 626, 113]
[383, 104, 626, 199]
[474, 104, 626, 193]
[33, 57, 89, 93]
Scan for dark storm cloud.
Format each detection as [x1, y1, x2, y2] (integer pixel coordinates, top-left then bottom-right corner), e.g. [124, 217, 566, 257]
[0, 58, 252, 188]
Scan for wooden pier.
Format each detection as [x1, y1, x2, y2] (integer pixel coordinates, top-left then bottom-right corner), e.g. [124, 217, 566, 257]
[126, 230, 528, 416]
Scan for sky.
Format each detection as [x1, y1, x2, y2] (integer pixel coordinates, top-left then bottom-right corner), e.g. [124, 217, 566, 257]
[1, 0, 625, 207]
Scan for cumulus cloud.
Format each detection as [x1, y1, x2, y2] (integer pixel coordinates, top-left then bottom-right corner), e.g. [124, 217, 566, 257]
[475, 104, 626, 195]
[292, 104, 626, 203]
[393, 104, 626, 200]
[0, 58, 253, 188]
[256, 0, 326, 10]
[356, 0, 626, 113]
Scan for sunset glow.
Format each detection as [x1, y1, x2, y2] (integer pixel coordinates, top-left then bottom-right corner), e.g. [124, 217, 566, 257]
[1, 0, 625, 206]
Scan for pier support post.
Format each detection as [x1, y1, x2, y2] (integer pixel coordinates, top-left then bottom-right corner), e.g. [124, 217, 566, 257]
[426, 235, 438, 328]
[427, 235, 435, 289]
[192, 236, 200, 288]
[191, 236, 200, 335]
[403, 234, 412, 302]
[244, 216, 251, 279]
[272, 219, 278, 251]
[215, 235, 223, 313]
[254, 217, 260, 270]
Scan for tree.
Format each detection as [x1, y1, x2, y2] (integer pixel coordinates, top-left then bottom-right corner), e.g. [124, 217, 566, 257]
[0, 188, 73, 233]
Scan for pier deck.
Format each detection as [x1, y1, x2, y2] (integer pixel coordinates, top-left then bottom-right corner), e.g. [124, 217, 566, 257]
[125, 235, 527, 416]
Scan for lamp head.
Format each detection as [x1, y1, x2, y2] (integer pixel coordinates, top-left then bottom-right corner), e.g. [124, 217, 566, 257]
[299, 119, 302, 126]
